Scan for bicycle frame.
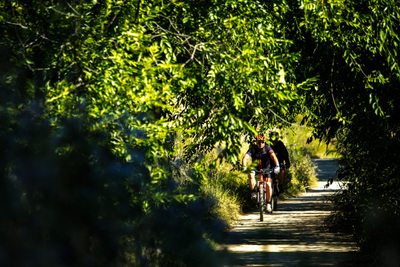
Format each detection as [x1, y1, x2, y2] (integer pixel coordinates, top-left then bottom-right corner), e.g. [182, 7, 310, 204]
[254, 169, 275, 221]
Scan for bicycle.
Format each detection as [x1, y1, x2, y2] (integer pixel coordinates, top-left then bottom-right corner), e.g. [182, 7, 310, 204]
[254, 169, 278, 221]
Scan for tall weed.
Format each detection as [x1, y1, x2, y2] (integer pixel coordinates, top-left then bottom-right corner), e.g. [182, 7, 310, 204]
[282, 117, 339, 159]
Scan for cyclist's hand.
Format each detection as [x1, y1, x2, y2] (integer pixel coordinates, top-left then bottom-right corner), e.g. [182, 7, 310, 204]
[274, 166, 280, 174]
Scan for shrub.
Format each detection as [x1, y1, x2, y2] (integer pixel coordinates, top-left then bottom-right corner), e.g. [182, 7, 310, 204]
[285, 145, 318, 196]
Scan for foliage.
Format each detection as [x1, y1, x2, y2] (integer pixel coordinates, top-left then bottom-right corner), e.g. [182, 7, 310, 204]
[298, 0, 400, 262]
[284, 144, 318, 195]
[150, 0, 306, 162]
[0, 0, 305, 265]
[0, 0, 304, 178]
[282, 116, 339, 159]
[0, 100, 143, 265]
[0, 86, 227, 266]
[3, 0, 398, 264]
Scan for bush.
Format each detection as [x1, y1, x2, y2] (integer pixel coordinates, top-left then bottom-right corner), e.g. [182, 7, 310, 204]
[0, 106, 142, 266]
[0, 102, 227, 266]
[284, 145, 318, 196]
[326, 156, 400, 265]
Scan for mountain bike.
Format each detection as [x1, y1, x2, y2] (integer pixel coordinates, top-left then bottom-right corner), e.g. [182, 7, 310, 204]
[254, 169, 278, 221]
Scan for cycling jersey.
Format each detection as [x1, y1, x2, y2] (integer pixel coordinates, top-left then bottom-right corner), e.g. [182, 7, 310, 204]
[246, 144, 275, 171]
[271, 141, 290, 168]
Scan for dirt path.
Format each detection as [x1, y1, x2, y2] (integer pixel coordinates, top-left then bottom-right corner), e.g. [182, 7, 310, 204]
[218, 159, 359, 266]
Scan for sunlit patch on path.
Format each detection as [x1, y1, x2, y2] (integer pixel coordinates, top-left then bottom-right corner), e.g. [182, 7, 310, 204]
[217, 159, 359, 266]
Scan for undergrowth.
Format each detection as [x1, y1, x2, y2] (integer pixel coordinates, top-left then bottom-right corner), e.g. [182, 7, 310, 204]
[282, 116, 339, 159]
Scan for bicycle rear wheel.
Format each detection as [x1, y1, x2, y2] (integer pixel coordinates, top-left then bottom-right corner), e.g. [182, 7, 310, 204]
[271, 177, 278, 212]
[272, 195, 277, 211]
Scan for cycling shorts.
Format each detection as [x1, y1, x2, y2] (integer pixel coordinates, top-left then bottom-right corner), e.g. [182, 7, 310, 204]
[250, 169, 272, 179]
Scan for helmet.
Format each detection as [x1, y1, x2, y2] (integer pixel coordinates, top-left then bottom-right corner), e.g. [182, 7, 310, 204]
[256, 133, 266, 141]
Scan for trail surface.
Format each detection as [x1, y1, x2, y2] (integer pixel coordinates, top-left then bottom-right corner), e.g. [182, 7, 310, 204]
[218, 159, 359, 266]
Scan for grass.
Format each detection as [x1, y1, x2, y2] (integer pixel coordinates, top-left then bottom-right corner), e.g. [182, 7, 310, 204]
[281, 117, 340, 159]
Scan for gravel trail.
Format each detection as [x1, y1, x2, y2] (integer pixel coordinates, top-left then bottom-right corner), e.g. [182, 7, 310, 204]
[218, 159, 360, 266]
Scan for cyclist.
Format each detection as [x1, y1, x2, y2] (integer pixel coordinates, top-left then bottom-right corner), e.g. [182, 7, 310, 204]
[242, 133, 280, 213]
[269, 131, 291, 194]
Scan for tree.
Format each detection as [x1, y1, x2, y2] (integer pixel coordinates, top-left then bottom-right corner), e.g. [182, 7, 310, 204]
[298, 0, 400, 262]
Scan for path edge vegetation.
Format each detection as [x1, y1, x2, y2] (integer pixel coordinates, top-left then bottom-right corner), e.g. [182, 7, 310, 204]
[1, 0, 399, 266]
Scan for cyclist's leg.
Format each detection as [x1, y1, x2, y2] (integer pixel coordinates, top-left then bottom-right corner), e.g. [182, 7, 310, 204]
[265, 177, 272, 202]
[278, 165, 285, 193]
[265, 177, 272, 213]
[249, 171, 256, 190]
[249, 171, 257, 199]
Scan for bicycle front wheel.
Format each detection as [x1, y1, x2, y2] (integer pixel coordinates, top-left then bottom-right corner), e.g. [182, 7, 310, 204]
[259, 184, 264, 221]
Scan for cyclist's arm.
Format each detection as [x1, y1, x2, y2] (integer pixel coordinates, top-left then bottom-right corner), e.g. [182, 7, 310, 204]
[242, 153, 251, 168]
[270, 152, 279, 167]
